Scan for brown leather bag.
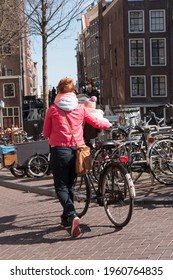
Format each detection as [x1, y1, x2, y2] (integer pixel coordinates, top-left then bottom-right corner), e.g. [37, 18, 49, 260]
[75, 144, 92, 175]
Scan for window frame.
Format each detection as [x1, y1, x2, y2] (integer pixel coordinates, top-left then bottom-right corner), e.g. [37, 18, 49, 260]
[150, 38, 166, 66]
[2, 106, 20, 129]
[151, 75, 167, 97]
[128, 10, 145, 33]
[130, 75, 146, 98]
[129, 38, 145, 66]
[149, 10, 166, 33]
[0, 43, 12, 55]
[3, 83, 15, 98]
[6, 69, 13, 76]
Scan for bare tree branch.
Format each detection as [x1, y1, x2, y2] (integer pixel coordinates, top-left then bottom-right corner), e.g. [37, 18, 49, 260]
[1, 0, 94, 114]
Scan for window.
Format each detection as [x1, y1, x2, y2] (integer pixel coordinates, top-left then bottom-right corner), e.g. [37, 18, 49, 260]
[129, 39, 145, 66]
[128, 11, 144, 33]
[0, 43, 12, 55]
[7, 69, 13, 76]
[130, 76, 146, 97]
[150, 38, 166, 66]
[3, 44, 11, 54]
[2, 107, 19, 128]
[151, 75, 167, 97]
[3, 83, 15, 97]
[14, 107, 19, 116]
[150, 10, 165, 32]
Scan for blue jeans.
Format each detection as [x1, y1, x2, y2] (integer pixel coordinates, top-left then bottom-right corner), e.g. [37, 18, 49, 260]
[50, 146, 77, 218]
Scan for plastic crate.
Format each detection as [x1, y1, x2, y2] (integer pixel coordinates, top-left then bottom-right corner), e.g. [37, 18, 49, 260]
[0, 145, 15, 155]
[3, 152, 16, 167]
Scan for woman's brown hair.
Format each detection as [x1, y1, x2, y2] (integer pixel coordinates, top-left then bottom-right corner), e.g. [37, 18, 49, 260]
[57, 77, 74, 93]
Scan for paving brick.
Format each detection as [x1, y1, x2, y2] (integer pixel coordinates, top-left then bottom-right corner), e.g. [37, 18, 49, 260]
[0, 169, 173, 260]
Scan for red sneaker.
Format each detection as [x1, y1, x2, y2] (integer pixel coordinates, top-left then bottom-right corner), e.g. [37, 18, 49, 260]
[69, 215, 81, 237]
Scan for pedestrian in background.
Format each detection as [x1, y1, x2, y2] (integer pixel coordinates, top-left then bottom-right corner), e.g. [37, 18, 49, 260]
[43, 77, 111, 237]
[86, 84, 100, 105]
[49, 86, 57, 106]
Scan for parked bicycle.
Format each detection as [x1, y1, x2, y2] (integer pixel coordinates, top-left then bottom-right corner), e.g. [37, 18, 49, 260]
[73, 155, 135, 228]
[112, 123, 173, 185]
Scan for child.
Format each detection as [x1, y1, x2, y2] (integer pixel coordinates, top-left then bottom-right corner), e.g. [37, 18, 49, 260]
[83, 96, 111, 145]
[84, 96, 111, 125]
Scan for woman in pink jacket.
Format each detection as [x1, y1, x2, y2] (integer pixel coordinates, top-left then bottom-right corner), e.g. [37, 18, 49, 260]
[43, 77, 111, 237]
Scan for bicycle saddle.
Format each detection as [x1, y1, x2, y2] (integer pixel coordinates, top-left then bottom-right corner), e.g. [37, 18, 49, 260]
[100, 140, 117, 147]
[118, 126, 131, 136]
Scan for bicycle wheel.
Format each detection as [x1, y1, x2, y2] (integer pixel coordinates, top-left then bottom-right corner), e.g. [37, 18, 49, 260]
[129, 144, 146, 183]
[99, 161, 134, 227]
[148, 138, 173, 185]
[73, 174, 91, 218]
[26, 154, 49, 178]
[10, 166, 26, 178]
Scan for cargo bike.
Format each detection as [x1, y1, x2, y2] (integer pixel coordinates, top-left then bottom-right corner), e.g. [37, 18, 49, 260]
[0, 140, 49, 178]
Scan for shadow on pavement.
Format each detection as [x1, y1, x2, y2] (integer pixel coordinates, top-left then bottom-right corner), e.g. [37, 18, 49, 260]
[0, 214, 121, 245]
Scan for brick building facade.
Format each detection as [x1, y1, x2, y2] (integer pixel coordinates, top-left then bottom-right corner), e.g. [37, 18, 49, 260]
[0, 0, 38, 130]
[98, 0, 173, 119]
[77, 0, 173, 119]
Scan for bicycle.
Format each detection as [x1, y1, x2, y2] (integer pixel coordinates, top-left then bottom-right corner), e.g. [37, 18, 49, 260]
[148, 137, 173, 185]
[113, 126, 173, 185]
[73, 155, 135, 228]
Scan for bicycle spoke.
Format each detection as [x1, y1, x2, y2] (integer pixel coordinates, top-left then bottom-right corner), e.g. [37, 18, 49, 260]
[149, 139, 173, 184]
[100, 162, 134, 227]
[73, 175, 91, 218]
[27, 154, 49, 177]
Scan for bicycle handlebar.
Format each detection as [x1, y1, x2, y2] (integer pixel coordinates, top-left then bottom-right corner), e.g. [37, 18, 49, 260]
[144, 111, 164, 126]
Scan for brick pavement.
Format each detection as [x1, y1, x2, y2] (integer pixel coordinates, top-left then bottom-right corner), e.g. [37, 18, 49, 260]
[0, 169, 173, 260]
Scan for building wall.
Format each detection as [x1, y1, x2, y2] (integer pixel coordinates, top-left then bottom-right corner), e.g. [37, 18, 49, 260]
[0, 0, 38, 130]
[0, 37, 22, 128]
[99, 0, 125, 106]
[124, 0, 172, 106]
[97, 0, 173, 118]
[77, 4, 100, 92]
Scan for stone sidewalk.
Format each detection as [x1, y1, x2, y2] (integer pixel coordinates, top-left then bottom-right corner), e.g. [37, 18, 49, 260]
[0, 169, 173, 260]
[1, 169, 173, 203]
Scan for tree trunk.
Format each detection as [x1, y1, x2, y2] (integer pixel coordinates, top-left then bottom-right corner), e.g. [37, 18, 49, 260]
[42, 0, 49, 116]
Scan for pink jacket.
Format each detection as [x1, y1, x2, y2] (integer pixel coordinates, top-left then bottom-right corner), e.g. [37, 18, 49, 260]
[43, 104, 111, 147]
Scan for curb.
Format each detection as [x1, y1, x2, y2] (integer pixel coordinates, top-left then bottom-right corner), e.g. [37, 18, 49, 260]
[134, 196, 173, 205]
[1, 176, 173, 205]
[0, 176, 56, 197]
